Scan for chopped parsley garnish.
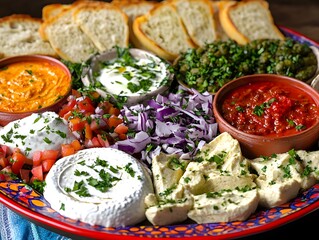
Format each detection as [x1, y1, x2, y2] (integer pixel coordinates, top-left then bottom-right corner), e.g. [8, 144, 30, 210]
[124, 162, 135, 177]
[43, 137, 52, 144]
[205, 151, 227, 168]
[235, 106, 244, 112]
[74, 169, 89, 176]
[73, 180, 91, 197]
[253, 98, 276, 116]
[30, 179, 46, 194]
[25, 69, 33, 75]
[60, 203, 65, 211]
[33, 116, 41, 123]
[159, 185, 176, 198]
[1, 128, 14, 143]
[296, 125, 306, 131]
[184, 177, 191, 183]
[168, 157, 187, 171]
[87, 169, 120, 193]
[206, 191, 222, 198]
[77, 160, 86, 166]
[281, 165, 292, 178]
[55, 130, 67, 138]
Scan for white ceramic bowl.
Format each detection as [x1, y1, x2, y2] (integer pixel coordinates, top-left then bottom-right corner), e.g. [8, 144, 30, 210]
[81, 48, 174, 106]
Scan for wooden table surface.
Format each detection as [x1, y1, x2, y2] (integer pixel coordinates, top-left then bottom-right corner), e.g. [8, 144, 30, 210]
[0, 0, 318, 239]
[268, 0, 319, 43]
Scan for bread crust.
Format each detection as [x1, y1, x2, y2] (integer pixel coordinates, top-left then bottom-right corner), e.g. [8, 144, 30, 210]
[42, 4, 71, 22]
[170, 0, 217, 47]
[115, 1, 157, 49]
[219, 0, 284, 45]
[0, 14, 42, 25]
[133, 2, 195, 62]
[40, 7, 98, 63]
[73, 2, 129, 52]
[0, 14, 58, 58]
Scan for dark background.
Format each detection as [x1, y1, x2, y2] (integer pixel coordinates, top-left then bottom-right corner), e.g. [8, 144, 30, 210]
[0, 0, 318, 42]
[0, 0, 319, 239]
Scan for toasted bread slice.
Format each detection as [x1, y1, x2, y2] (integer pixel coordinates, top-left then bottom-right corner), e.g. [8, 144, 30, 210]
[210, 1, 230, 41]
[171, 0, 217, 47]
[0, 14, 57, 58]
[41, 7, 98, 63]
[219, 0, 284, 45]
[114, 1, 157, 48]
[40, 4, 72, 40]
[40, 0, 96, 40]
[133, 2, 195, 62]
[73, 2, 129, 52]
[42, 3, 71, 21]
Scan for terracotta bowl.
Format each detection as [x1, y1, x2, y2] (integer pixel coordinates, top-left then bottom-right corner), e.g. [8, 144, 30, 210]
[0, 55, 72, 126]
[213, 74, 319, 159]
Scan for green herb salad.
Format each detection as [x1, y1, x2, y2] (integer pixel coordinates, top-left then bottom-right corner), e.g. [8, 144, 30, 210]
[174, 38, 318, 93]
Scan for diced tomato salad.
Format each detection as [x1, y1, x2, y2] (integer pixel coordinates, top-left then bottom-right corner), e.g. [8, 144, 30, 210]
[58, 90, 128, 148]
[0, 139, 82, 184]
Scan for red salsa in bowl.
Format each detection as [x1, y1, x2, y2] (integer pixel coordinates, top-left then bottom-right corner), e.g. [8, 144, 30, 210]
[213, 74, 319, 159]
[221, 81, 319, 137]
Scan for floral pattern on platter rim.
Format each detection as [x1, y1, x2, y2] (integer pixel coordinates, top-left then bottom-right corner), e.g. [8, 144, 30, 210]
[0, 27, 319, 240]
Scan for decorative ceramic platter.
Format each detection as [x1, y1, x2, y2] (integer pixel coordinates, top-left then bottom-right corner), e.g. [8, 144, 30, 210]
[0, 27, 319, 240]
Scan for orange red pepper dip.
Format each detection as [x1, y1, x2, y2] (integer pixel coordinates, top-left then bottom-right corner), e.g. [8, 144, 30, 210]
[0, 60, 70, 113]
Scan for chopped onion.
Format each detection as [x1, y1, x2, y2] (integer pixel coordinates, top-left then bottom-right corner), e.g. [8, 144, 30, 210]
[112, 89, 218, 164]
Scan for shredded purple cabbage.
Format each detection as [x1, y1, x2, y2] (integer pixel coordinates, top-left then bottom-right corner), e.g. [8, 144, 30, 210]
[112, 89, 218, 164]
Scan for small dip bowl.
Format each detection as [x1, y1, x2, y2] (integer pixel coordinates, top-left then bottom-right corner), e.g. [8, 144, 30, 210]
[213, 74, 319, 159]
[0, 55, 72, 126]
[81, 47, 174, 106]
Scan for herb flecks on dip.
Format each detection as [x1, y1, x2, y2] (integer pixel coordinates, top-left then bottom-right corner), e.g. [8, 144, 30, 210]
[0, 60, 70, 113]
[221, 81, 319, 136]
[94, 48, 169, 97]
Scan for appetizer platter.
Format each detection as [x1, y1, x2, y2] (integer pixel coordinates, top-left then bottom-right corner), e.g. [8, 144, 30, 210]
[0, 0, 319, 239]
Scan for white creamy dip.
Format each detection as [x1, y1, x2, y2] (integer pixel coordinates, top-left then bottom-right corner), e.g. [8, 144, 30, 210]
[0, 111, 75, 158]
[43, 147, 154, 227]
[96, 57, 168, 96]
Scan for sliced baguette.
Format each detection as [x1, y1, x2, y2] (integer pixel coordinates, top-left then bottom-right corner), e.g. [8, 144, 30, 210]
[73, 2, 129, 52]
[219, 0, 284, 45]
[42, 3, 71, 22]
[0, 14, 57, 58]
[40, 4, 71, 40]
[133, 2, 196, 62]
[210, 1, 230, 41]
[41, 7, 98, 63]
[170, 0, 217, 47]
[115, 1, 157, 48]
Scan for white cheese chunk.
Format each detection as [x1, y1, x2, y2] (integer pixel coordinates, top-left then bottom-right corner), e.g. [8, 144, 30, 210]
[250, 151, 317, 208]
[151, 152, 189, 195]
[296, 150, 319, 180]
[0, 111, 75, 158]
[195, 132, 251, 176]
[44, 147, 154, 227]
[188, 188, 259, 223]
[145, 191, 193, 226]
[180, 162, 256, 195]
[256, 178, 300, 208]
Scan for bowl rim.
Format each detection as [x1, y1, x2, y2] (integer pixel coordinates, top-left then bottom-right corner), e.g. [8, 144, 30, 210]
[81, 47, 174, 106]
[0, 54, 72, 116]
[213, 73, 319, 141]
